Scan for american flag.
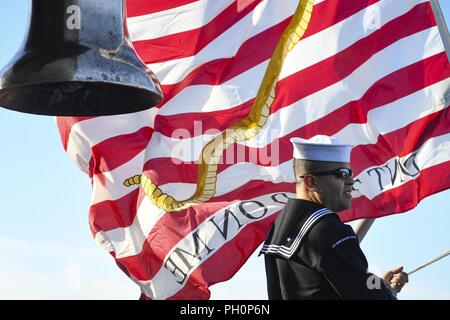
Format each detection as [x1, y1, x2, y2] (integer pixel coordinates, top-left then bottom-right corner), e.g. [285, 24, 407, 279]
[57, 0, 450, 299]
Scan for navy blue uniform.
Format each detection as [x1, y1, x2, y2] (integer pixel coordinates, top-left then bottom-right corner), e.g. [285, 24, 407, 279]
[260, 199, 396, 300]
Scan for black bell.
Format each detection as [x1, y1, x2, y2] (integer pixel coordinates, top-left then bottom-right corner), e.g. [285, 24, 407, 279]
[0, 0, 163, 116]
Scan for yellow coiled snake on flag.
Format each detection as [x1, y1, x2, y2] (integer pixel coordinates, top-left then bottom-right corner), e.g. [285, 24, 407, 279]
[124, 0, 315, 212]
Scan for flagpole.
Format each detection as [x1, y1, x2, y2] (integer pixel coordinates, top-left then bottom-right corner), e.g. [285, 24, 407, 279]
[430, 0, 450, 61]
[407, 250, 450, 275]
[354, 218, 375, 243]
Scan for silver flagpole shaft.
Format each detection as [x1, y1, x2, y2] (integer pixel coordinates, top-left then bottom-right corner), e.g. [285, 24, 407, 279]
[430, 0, 450, 62]
[354, 218, 375, 243]
[407, 250, 450, 275]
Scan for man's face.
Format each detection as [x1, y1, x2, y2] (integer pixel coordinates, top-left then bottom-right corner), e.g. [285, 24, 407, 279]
[313, 162, 354, 212]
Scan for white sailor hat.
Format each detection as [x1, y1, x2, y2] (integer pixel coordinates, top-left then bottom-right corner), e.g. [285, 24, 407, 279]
[290, 135, 353, 163]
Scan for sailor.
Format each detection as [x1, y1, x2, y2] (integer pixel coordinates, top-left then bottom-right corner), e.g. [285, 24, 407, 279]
[260, 135, 408, 299]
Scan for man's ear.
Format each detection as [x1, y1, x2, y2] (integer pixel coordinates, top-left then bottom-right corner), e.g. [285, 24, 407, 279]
[303, 175, 319, 192]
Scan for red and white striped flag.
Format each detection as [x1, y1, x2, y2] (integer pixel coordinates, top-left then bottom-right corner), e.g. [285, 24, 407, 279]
[57, 0, 450, 299]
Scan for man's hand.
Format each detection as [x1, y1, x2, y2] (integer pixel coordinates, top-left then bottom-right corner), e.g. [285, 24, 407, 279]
[383, 266, 409, 293]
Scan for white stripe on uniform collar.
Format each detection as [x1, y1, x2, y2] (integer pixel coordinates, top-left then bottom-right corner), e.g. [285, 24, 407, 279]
[260, 208, 334, 258]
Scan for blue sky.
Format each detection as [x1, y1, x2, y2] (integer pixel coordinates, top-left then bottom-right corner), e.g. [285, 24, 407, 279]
[0, 1, 449, 299]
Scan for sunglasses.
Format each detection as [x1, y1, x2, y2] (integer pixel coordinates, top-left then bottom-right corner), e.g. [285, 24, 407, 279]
[300, 168, 353, 180]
